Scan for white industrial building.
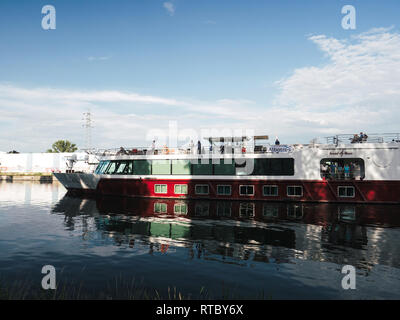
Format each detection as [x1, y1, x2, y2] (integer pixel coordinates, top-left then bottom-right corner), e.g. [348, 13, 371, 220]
[0, 152, 99, 174]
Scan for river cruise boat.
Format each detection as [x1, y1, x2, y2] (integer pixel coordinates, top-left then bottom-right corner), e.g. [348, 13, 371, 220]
[54, 133, 400, 204]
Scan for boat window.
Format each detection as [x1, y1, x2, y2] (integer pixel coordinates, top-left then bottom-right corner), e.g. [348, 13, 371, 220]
[263, 185, 278, 196]
[252, 158, 294, 176]
[94, 161, 101, 174]
[287, 186, 303, 197]
[235, 158, 247, 176]
[114, 161, 131, 174]
[123, 161, 134, 174]
[154, 184, 168, 194]
[95, 160, 110, 174]
[217, 185, 232, 195]
[214, 159, 235, 175]
[239, 185, 254, 196]
[174, 184, 188, 194]
[133, 160, 151, 175]
[172, 160, 191, 175]
[192, 159, 213, 175]
[338, 186, 355, 198]
[195, 184, 209, 195]
[152, 160, 171, 175]
[320, 158, 365, 180]
[104, 161, 117, 174]
[235, 158, 255, 176]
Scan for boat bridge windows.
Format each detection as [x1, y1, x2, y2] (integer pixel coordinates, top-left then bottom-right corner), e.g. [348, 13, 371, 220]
[94, 160, 110, 174]
[320, 158, 365, 180]
[95, 158, 295, 177]
[252, 158, 294, 176]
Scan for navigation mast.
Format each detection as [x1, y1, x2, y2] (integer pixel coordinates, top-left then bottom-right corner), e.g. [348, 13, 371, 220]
[82, 110, 94, 151]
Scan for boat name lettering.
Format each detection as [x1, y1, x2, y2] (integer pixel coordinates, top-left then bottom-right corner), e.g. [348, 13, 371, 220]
[329, 150, 353, 156]
[268, 145, 293, 153]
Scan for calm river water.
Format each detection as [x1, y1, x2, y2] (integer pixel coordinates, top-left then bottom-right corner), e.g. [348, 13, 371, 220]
[0, 181, 399, 299]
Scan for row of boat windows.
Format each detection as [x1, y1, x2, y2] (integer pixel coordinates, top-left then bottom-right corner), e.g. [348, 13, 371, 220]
[95, 158, 295, 176]
[154, 184, 355, 198]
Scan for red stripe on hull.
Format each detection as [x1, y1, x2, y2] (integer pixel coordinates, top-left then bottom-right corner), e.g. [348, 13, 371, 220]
[69, 178, 400, 204]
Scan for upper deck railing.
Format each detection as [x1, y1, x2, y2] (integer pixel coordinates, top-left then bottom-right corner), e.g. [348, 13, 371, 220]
[325, 133, 400, 145]
[82, 133, 400, 157]
[84, 144, 295, 157]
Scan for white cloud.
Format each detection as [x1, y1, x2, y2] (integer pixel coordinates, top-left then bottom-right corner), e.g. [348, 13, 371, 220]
[163, 2, 175, 16]
[0, 85, 185, 106]
[0, 84, 258, 152]
[274, 27, 400, 136]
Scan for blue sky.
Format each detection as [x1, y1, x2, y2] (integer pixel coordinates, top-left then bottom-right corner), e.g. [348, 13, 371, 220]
[0, 0, 400, 151]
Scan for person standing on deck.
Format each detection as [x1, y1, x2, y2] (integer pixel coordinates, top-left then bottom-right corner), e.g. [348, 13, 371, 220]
[344, 164, 350, 179]
[337, 164, 344, 179]
[197, 140, 201, 154]
[330, 163, 337, 179]
[351, 134, 359, 143]
[359, 132, 364, 143]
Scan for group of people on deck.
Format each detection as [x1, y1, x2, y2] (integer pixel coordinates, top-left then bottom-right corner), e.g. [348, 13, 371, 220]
[351, 132, 368, 143]
[321, 161, 361, 180]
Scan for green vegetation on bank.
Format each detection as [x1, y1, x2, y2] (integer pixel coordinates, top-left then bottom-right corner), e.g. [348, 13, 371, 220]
[46, 140, 78, 153]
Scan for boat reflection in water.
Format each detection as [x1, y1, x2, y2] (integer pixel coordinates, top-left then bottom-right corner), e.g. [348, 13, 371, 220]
[53, 193, 400, 271]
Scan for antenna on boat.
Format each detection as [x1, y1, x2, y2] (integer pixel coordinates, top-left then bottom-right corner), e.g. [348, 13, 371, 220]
[82, 109, 94, 151]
